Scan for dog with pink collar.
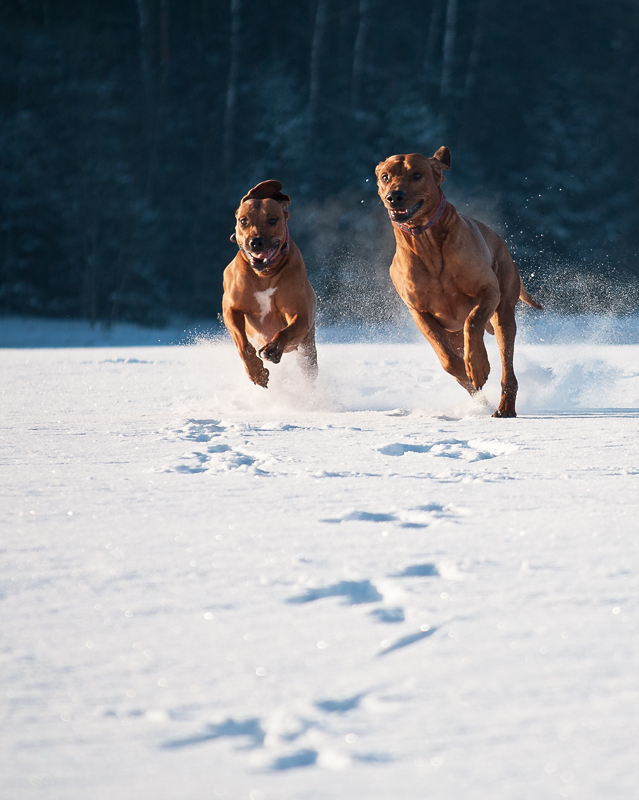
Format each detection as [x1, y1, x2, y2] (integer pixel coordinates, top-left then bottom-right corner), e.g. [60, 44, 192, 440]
[222, 180, 318, 388]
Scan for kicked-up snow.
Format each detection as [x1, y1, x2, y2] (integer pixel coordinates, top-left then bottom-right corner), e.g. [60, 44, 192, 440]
[1, 317, 639, 800]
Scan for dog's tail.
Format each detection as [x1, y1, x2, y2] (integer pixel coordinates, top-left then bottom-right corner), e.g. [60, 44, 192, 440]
[519, 281, 543, 310]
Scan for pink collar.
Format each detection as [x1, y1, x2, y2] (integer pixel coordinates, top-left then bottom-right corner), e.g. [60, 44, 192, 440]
[389, 193, 447, 236]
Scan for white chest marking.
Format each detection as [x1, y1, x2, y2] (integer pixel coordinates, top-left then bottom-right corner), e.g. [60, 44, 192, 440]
[254, 287, 277, 322]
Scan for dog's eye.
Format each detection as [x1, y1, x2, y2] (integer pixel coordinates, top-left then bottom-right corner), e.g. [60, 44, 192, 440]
[239, 217, 248, 226]
[381, 174, 389, 183]
[412, 172, 422, 180]
[268, 218, 278, 226]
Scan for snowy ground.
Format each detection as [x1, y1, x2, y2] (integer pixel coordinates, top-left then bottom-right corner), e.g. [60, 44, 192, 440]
[2, 315, 639, 800]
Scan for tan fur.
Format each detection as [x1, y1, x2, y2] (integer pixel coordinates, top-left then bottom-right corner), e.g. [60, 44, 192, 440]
[222, 181, 317, 387]
[376, 148, 542, 417]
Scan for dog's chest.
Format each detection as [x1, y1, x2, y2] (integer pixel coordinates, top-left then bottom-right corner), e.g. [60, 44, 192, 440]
[254, 286, 277, 322]
[393, 256, 471, 324]
[392, 252, 445, 298]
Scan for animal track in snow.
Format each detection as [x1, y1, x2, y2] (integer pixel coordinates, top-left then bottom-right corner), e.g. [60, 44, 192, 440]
[392, 563, 439, 578]
[378, 442, 431, 456]
[316, 693, 366, 713]
[370, 607, 405, 624]
[378, 627, 438, 656]
[322, 510, 396, 523]
[377, 437, 519, 462]
[321, 503, 462, 528]
[161, 690, 395, 771]
[180, 419, 226, 441]
[161, 717, 264, 749]
[162, 418, 227, 442]
[170, 443, 278, 475]
[391, 559, 467, 582]
[306, 469, 353, 479]
[162, 419, 280, 475]
[287, 579, 383, 606]
[430, 466, 516, 483]
[271, 749, 318, 770]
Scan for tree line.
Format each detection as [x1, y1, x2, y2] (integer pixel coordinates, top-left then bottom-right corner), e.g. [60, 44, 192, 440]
[1, 0, 638, 326]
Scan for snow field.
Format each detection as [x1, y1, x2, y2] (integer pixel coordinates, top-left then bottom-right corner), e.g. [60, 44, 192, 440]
[1, 329, 639, 799]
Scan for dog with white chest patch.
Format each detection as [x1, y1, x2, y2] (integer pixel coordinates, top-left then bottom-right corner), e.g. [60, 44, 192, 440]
[222, 180, 318, 387]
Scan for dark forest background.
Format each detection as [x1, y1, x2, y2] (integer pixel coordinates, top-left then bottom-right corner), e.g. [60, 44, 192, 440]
[2, 0, 639, 327]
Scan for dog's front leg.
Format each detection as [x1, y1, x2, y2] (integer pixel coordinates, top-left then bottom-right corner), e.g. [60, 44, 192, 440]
[408, 308, 475, 393]
[223, 307, 270, 387]
[463, 285, 500, 390]
[259, 313, 308, 364]
[297, 325, 318, 381]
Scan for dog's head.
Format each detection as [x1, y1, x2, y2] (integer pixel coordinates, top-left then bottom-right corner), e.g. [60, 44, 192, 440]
[375, 147, 450, 225]
[233, 180, 291, 271]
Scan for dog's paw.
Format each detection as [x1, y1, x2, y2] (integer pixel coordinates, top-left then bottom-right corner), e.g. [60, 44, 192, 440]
[465, 348, 490, 390]
[493, 388, 517, 417]
[259, 340, 284, 364]
[245, 356, 270, 387]
[250, 364, 270, 387]
[492, 405, 516, 418]
[242, 346, 270, 387]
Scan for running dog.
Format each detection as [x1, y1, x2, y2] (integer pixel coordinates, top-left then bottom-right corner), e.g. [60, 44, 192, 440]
[222, 180, 318, 388]
[376, 148, 542, 417]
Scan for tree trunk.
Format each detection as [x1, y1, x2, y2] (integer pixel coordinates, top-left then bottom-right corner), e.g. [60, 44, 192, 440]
[224, 0, 241, 185]
[440, 0, 458, 97]
[161, 0, 169, 61]
[160, 0, 170, 86]
[352, 0, 370, 111]
[308, 0, 327, 153]
[4, 56, 26, 314]
[135, 0, 154, 108]
[424, 0, 443, 78]
[464, 0, 485, 99]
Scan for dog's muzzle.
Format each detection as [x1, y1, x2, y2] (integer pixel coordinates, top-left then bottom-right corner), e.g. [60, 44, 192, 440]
[245, 244, 281, 270]
[388, 199, 424, 223]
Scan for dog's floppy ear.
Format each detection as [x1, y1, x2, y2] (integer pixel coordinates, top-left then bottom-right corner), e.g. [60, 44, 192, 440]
[428, 146, 451, 184]
[241, 180, 291, 205]
[431, 146, 451, 170]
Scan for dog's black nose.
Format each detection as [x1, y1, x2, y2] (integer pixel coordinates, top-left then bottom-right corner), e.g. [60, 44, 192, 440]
[249, 237, 264, 252]
[386, 190, 406, 206]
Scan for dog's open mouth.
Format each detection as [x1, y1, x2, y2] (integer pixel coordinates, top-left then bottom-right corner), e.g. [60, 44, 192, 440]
[247, 245, 280, 270]
[389, 200, 423, 223]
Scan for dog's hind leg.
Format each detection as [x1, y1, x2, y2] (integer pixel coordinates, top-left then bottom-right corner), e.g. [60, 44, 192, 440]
[492, 304, 518, 417]
[298, 325, 318, 382]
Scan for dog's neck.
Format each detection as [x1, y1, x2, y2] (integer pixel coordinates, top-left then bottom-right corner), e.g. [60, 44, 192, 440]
[389, 193, 447, 237]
